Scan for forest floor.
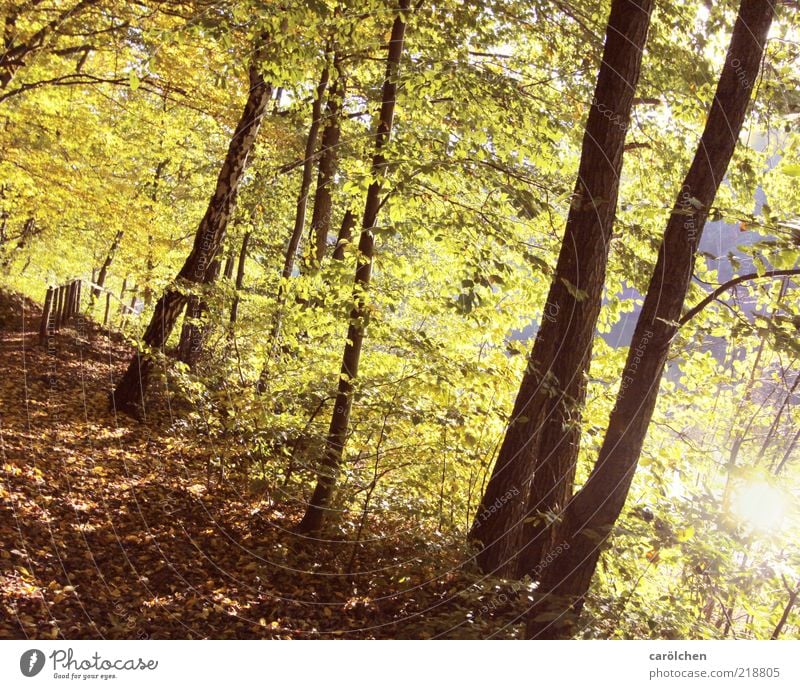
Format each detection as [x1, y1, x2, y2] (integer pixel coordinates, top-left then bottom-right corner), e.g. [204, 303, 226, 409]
[0, 289, 507, 639]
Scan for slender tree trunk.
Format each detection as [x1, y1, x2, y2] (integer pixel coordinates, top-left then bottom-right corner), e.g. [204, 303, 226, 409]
[256, 64, 330, 391]
[280, 64, 329, 281]
[771, 578, 800, 639]
[112, 61, 272, 415]
[526, 0, 775, 639]
[310, 49, 346, 266]
[470, 0, 655, 578]
[775, 426, 800, 476]
[759, 371, 800, 458]
[144, 159, 169, 307]
[0, 185, 8, 253]
[230, 231, 250, 325]
[1, 215, 36, 271]
[224, 251, 235, 280]
[92, 230, 124, 298]
[298, 0, 411, 534]
[332, 209, 356, 261]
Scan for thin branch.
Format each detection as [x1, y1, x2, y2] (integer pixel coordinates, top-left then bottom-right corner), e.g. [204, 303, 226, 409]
[680, 269, 800, 327]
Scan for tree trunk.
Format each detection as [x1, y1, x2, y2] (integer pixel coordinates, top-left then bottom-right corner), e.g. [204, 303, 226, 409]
[298, 0, 411, 534]
[224, 251, 235, 280]
[256, 64, 330, 391]
[112, 60, 272, 415]
[177, 259, 221, 369]
[771, 579, 800, 639]
[1, 215, 36, 271]
[230, 232, 250, 325]
[332, 209, 356, 261]
[280, 64, 329, 281]
[775, 426, 800, 476]
[470, 0, 655, 578]
[310, 49, 346, 266]
[92, 230, 124, 298]
[144, 159, 169, 307]
[526, 0, 775, 639]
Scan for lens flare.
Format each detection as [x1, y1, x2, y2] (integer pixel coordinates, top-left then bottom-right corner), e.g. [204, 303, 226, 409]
[730, 481, 789, 532]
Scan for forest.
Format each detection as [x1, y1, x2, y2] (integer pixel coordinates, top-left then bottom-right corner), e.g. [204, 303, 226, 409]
[0, 0, 799, 641]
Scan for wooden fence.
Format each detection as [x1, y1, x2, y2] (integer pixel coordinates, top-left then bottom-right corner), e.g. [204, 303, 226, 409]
[38, 278, 139, 346]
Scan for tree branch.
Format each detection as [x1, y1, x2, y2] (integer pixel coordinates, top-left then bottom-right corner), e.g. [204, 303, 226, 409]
[679, 269, 800, 326]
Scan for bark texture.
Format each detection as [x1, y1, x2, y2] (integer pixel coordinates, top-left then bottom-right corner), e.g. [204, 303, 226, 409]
[471, 0, 655, 578]
[526, 0, 775, 639]
[310, 50, 346, 266]
[112, 61, 271, 415]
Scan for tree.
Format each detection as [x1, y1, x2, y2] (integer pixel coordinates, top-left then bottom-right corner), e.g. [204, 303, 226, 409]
[229, 231, 251, 325]
[298, 0, 412, 534]
[1, 0, 99, 90]
[112, 56, 272, 414]
[470, 0, 655, 578]
[258, 61, 330, 388]
[309, 48, 347, 266]
[176, 258, 221, 368]
[92, 230, 124, 299]
[526, 0, 776, 639]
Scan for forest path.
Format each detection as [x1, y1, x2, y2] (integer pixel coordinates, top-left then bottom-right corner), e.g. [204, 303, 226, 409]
[0, 290, 474, 639]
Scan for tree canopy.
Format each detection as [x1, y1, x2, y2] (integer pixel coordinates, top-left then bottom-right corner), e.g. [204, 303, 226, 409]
[1, 0, 799, 640]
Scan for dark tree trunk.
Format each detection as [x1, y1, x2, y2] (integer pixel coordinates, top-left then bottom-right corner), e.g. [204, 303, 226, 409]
[470, 0, 655, 578]
[771, 579, 800, 639]
[310, 49, 346, 266]
[1, 215, 37, 271]
[298, 0, 411, 534]
[143, 160, 169, 307]
[332, 209, 355, 261]
[92, 230, 124, 298]
[526, 0, 775, 639]
[230, 232, 250, 325]
[112, 61, 272, 415]
[39, 286, 55, 345]
[224, 251, 235, 280]
[280, 65, 329, 281]
[177, 259, 221, 368]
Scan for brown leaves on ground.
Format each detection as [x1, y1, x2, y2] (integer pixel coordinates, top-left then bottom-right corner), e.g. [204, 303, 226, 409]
[0, 290, 486, 639]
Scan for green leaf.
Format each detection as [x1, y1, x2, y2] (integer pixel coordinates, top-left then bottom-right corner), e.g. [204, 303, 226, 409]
[560, 278, 589, 302]
[778, 162, 800, 177]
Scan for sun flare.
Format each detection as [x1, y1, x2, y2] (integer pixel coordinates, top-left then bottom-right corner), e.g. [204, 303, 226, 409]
[730, 481, 789, 532]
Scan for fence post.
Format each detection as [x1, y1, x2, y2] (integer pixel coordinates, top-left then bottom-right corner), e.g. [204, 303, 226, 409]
[70, 280, 78, 320]
[65, 281, 74, 322]
[103, 291, 111, 326]
[39, 286, 54, 346]
[54, 285, 64, 331]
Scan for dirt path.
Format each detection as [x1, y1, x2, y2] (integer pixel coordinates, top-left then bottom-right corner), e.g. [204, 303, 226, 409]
[0, 291, 477, 639]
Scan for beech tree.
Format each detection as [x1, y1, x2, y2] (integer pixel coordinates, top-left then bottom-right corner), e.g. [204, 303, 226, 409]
[526, 0, 776, 639]
[112, 57, 272, 414]
[3, 0, 798, 643]
[309, 48, 347, 267]
[298, 0, 412, 534]
[470, 0, 655, 578]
